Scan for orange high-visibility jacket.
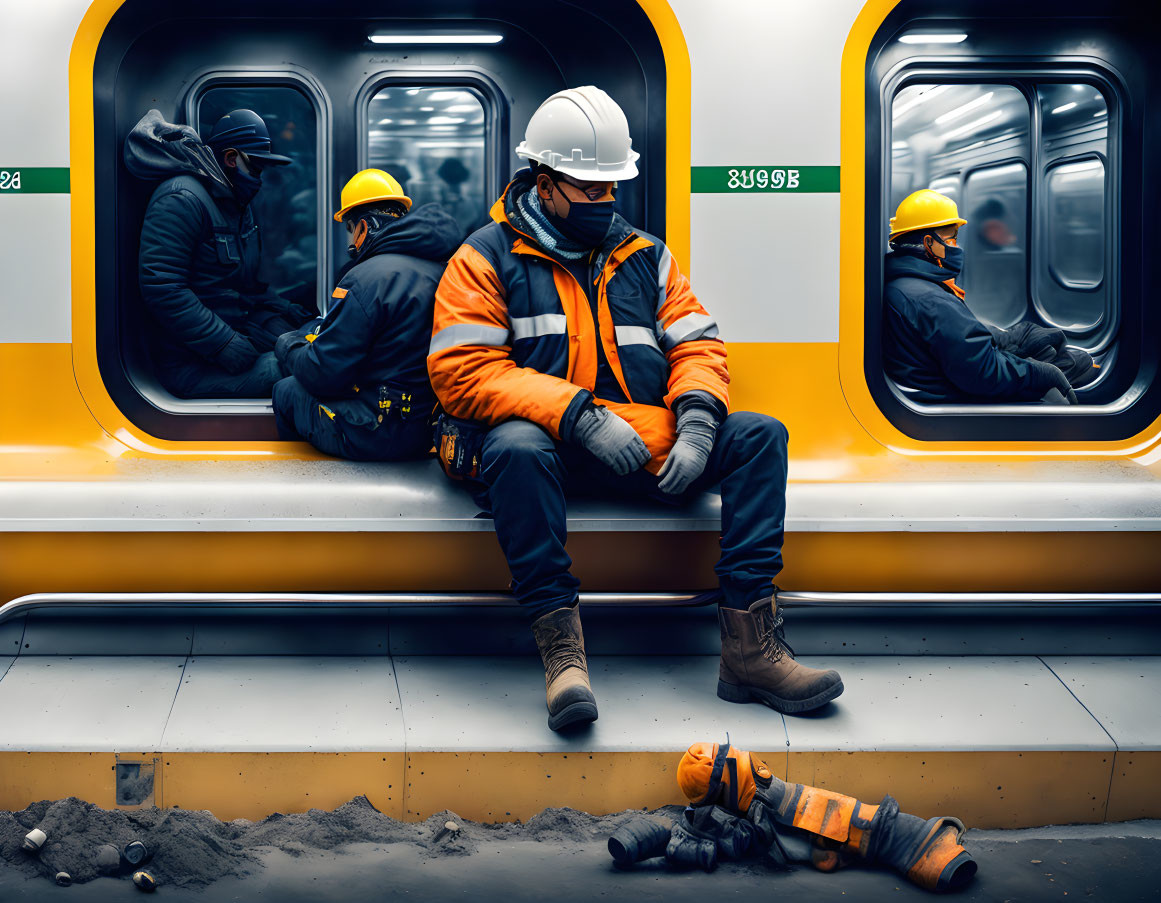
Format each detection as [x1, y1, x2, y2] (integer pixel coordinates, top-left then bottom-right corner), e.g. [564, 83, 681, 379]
[428, 178, 729, 471]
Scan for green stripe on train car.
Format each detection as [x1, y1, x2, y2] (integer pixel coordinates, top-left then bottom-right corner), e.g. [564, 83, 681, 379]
[0, 167, 71, 193]
[691, 165, 840, 193]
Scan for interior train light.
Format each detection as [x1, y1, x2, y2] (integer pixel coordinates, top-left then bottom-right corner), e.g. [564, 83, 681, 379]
[940, 109, 1002, 141]
[428, 116, 465, 125]
[898, 33, 967, 44]
[1051, 102, 1078, 115]
[893, 84, 949, 120]
[934, 92, 993, 125]
[369, 34, 504, 44]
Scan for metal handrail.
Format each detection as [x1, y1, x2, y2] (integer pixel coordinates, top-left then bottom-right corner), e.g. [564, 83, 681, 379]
[0, 591, 716, 625]
[2, 590, 1160, 626]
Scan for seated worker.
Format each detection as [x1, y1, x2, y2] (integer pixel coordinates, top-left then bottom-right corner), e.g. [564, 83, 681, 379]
[128, 109, 315, 398]
[273, 170, 462, 461]
[883, 189, 1092, 404]
[428, 86, 843, 732]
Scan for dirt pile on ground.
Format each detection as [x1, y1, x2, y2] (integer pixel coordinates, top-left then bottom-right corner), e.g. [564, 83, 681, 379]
[1, 798, 255, 887]
[1, 797, 684, 889]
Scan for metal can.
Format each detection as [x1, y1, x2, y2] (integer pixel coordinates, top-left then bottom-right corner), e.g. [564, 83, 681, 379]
[22, 828, 46, 853]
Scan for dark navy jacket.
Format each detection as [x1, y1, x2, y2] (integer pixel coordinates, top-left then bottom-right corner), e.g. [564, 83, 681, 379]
[139, 174, 272, 365]
[882, 250, 1054, 403]
[281, 204, 462, 424]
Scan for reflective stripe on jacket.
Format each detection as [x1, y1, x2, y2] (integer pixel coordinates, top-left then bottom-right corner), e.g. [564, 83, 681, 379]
[428, 180, 729, 470]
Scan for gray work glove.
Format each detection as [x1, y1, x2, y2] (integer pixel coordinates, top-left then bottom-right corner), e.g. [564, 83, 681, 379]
[1027, 358, 1077, 404]
[571, 403, 651, 476]
[213, 332, 260, 375]
[657, 405, 719, 495]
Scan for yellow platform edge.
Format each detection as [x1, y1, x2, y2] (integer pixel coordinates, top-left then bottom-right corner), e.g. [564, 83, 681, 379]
[1, 748, 1152, 829]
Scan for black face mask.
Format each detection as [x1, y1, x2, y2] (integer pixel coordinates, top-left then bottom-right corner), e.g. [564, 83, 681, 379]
[231, 167, 263, 206]
[546, 180, 615, 248]
[927, 233, 964, 277]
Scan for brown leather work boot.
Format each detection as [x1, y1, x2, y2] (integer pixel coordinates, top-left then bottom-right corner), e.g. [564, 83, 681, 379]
[717, 593, 843, 714]
[531, 605, 598, 731]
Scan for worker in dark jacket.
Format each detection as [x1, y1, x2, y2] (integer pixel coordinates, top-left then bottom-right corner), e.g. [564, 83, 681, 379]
[272, 169, 462, 460]
[883, 189, 1077, 404]
[127, 109, 314, 398]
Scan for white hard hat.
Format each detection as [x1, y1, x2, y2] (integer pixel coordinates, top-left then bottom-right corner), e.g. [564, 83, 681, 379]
[515, 86, 640, 181]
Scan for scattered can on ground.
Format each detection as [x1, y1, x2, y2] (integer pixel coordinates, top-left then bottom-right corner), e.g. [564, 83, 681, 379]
[55, 871, 72, 886]
[22, 828, 47, 853]
[132, 870, 157, 892]
[124, 840, 152, 866]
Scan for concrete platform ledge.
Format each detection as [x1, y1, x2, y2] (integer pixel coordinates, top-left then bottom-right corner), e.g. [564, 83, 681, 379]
[0, 654, 1157, 828]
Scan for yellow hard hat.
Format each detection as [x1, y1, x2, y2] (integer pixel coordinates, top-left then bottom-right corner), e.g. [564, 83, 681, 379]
[889, 189, 967, 240]
[333, 169, 412, 222]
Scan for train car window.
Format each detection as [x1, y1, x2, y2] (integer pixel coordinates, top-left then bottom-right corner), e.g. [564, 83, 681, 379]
[866, 1, 1157, 442]
[891, 84, 1031, 332]
[1045, 159, 1105, 291]
[93, 0, 667, 441]
[962, 161, 1028, 329]
[1035, 85, 1110, 334]
[365, 86, 488, 238]
[195, 84, 320, 311]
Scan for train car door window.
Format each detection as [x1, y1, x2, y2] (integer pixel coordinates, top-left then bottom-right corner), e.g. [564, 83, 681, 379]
[864, 3, 1155, 442]
[962, 161, 1029, 329]
[194, 84, 321, 313]
[1036, 85, 1110, 336]
[366, 86, 488, 237]
[891, 84, 1031, 334]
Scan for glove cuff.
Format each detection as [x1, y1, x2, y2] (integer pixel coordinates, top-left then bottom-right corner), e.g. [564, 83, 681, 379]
[560, 391, 596, 443]
[674, 391, 725, 425]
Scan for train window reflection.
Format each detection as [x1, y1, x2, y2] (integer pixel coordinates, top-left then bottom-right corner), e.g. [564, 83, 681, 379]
[196, 86, 319, 310]
[887, 78, 1118, 410]
[962, 162, 1028, 329]
[1046, 159, 1105, 291]
[367, 86, 487, 236]
[892, 84, 1030, 334]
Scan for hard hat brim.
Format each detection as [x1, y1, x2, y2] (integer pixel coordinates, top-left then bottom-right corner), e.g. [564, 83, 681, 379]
[889, 215, 967, 241]
[552, 160, 639, 182]
[244, 150, 293, 166]
[333, 193, 414, 222]
[515, 145, 641, 182]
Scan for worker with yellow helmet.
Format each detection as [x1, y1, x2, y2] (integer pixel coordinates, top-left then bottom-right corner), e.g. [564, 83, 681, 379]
[883, 188, 1085, 404]
[271, 169, 462, 460]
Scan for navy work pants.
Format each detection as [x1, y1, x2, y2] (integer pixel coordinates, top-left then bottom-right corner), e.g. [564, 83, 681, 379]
[158, 313, 300, 400]
[476, 411, 789, 620]
[162, 351, 282, 399]
[272, 376, 432, 462]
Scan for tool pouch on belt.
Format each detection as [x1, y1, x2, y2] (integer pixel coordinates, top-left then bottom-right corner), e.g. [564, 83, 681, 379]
[376, 383, 429, 424]
[433, 411, 489, 481]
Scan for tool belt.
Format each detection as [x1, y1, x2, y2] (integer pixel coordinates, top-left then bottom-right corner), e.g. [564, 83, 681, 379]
[432, 411, 489, 481]
[374, 383, 431, 425]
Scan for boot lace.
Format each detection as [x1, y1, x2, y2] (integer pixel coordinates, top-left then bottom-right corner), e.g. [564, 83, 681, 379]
[754, 603, 796, 664]
[542, 626, 587, 684]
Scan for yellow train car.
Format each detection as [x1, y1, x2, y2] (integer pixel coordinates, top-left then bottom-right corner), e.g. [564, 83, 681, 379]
[1, 0, 1159, 830]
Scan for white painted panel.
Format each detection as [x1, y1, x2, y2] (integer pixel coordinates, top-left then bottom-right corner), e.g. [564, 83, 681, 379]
[670, 0, 868, 164]
[0, 194, 72, 342]
[162, 657, 404, 752]
[0, 656, 186, 751]
[0, 1, 94, 163]
[690, 192, 839, 342]
[783, 656, 1114, 752]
